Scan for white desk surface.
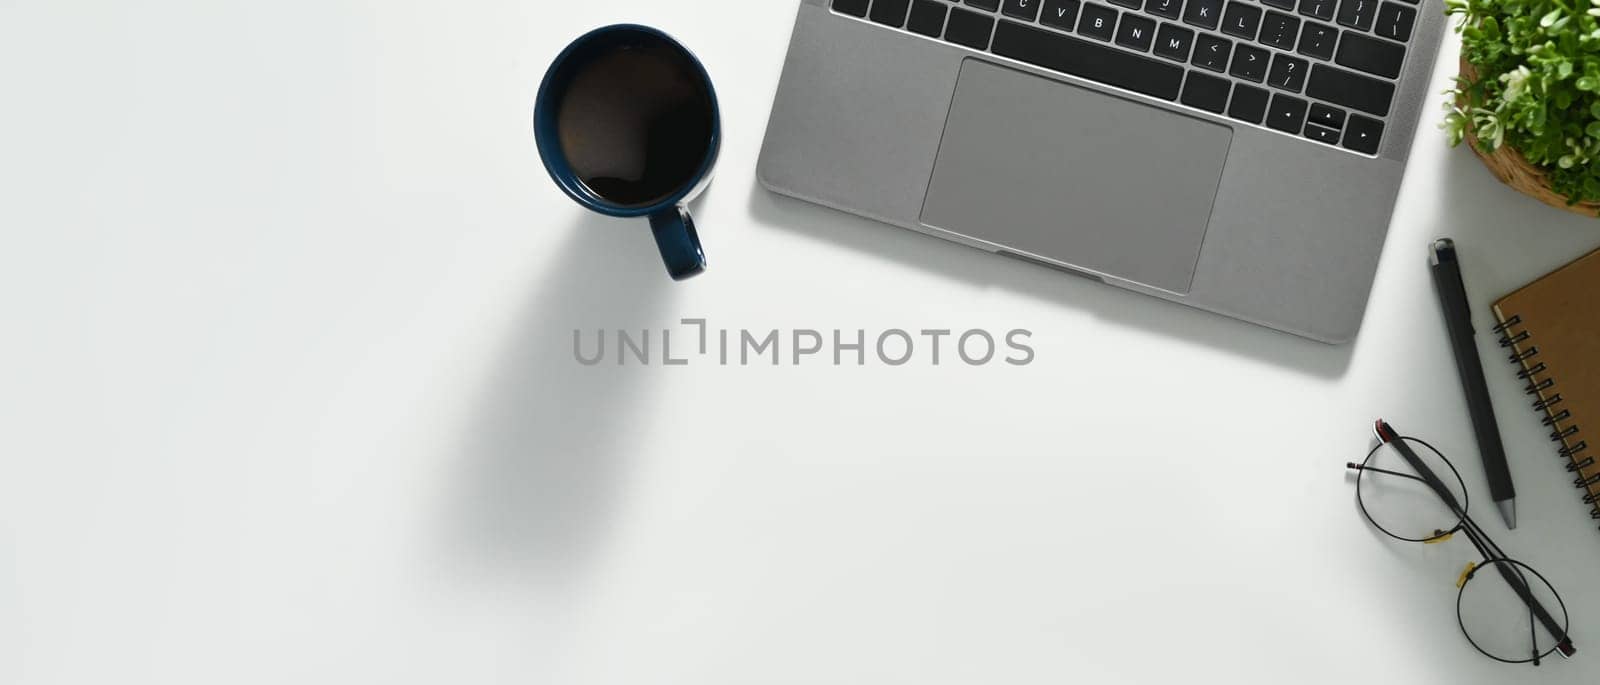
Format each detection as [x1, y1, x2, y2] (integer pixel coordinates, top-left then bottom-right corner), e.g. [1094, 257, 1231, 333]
[4, 2, 1600, 683]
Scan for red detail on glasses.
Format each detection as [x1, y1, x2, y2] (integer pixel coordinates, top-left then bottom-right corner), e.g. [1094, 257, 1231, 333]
[1374, 419, 1400, 444]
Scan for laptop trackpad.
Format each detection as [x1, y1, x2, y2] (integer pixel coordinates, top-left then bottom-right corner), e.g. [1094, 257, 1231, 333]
[920, 60, 1232, 294]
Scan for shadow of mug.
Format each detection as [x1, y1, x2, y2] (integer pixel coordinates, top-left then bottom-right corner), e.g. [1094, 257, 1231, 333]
[450, 215, 680, 579]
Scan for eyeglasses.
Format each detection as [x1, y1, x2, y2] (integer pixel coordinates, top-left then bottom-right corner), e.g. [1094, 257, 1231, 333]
[1346, 419, 1576, 665]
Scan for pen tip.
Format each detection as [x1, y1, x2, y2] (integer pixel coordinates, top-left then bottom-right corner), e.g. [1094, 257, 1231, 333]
[1498, 500, 1517, 530]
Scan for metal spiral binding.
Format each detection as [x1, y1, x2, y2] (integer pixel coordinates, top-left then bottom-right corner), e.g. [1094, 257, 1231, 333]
[1499, 312, 1598, 527]
[1518, 362, 1549, 379]
[1534, 394, 1564, 412]
[1500, 330, 1532, 346]
[1493, 315, 1523, 332]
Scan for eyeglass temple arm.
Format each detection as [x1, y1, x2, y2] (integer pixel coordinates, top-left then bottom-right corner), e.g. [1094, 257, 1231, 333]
[1372, 420, 1576, 659]
[1461, 517, 1577, 659]
[1373, 421, 1467, 516]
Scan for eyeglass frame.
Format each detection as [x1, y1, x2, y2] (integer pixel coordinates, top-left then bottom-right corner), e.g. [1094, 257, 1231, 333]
[1346, 419, 1576, 664]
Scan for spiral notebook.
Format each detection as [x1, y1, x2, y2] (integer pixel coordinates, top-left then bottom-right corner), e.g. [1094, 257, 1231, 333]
[1493, 247, 1600, 528]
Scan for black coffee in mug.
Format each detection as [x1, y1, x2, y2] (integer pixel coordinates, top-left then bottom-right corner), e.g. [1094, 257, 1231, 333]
[535, 25, 720, 281]
[552, 37, 715, 208]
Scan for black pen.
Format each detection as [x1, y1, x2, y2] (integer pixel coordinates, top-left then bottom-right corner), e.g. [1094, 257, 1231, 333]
[1430, 239, 1518, 529]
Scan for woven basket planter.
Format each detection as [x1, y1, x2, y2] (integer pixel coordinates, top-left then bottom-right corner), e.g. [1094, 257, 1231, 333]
[1457, 58, 1600, 217]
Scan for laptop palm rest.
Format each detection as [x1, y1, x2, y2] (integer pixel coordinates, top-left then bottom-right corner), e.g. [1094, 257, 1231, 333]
[920, 59, 1232, 295]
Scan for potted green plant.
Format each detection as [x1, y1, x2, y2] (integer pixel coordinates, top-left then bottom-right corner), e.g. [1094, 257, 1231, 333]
[1443, 0, 1600, 216]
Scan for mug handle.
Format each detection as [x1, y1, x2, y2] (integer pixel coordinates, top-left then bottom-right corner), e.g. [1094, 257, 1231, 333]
[648, 206, 707, 281]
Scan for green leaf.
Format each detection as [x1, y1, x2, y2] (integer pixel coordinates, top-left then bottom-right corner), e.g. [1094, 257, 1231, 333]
[1444, 0, 1600, 208]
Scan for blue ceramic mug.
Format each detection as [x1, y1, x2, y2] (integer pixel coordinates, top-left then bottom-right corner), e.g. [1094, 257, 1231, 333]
[534, 25, 719, 281]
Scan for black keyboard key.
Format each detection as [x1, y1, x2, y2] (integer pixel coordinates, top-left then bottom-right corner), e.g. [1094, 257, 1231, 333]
[1192, 33, 1232, 71]
[908, 0, 950, 36]
[991, 20, 1186, 99]
[1299, 0, 1336, 20]
[1117, 14, 1158, 50]
[872, 0, 914, 26]
[1336, 32, 1405, 78]
[1222, 3, 1262, 38]
[946, 8, 998, 48]
[1181, 71, 1232, 112]
[1043, 0, 1082, 29]
[1183, 0, 1224, 29]
[1308, 102, 1346, 128]
[1375, 2, 1415, 41]
[968, 0, 1003, 10]
[1306, 63, 1395, 115]
[1230, 44, 1270, 81]
[1266, 93, 1309, 132]
[1154, 23, 1195, 61]
[1229, 83, 1270, 123]
[833, 0, 870, 17]
[1336, 0, 1376, 30]
[1111, 0, 1144, 9]
[1262, 0, 1297, 8]
[1343, 113, 1384, 153]
[1305, 123, 1341, 144]
[1004, 0, 1045, 20]
[1268, 53, 1309, 91]
[1079, 3, 1120, 39]
[1297, 21, 1337, 59]
[1147, 0, 1184, 19]
[1259, 11, 1300, 49]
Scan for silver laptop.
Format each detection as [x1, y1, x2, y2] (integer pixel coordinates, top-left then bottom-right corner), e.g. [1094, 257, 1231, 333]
[758, 0, 1444, 343]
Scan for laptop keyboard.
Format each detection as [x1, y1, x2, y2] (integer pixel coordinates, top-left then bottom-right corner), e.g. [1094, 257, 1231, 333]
[831, 0, 1418, 155]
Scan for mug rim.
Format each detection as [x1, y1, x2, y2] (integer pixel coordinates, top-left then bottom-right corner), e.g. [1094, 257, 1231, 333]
[533, 23, 722, 219]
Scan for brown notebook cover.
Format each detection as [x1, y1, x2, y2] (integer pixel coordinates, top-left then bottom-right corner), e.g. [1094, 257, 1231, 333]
[1493, 248, 1600, 527]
